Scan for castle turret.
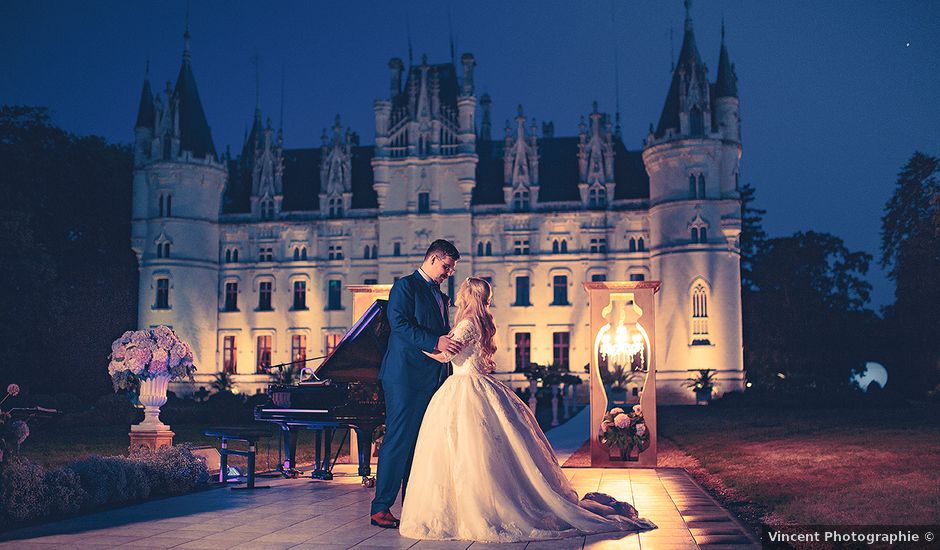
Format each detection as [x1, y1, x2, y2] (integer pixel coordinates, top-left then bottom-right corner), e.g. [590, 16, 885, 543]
[131, 25, 226, 388]
[642, 0, 744, 402]
[133, 64, 155, 168]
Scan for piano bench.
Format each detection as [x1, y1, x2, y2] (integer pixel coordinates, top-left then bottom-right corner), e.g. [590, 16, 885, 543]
[204, 427, 272, 490]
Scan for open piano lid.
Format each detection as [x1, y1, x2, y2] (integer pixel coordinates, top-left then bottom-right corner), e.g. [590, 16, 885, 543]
[304, 299, 390, 384]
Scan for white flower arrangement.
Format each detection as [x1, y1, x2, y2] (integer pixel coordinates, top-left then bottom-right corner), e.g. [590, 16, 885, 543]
[108, 326, 196, 390]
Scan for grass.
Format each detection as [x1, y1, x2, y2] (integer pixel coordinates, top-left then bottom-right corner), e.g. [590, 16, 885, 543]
[19, 422, 353, 474]
[658, 401, 940, 527]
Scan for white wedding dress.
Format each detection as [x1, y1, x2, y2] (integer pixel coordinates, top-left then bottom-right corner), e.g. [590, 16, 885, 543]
[399, 319, 656, 542]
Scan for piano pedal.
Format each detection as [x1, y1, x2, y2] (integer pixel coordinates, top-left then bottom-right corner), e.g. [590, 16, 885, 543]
[361, 476, 376, 488]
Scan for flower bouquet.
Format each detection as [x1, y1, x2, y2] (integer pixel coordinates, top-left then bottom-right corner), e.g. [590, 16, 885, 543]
[108, 326, 196, 390]
[599, 404, 650, 461]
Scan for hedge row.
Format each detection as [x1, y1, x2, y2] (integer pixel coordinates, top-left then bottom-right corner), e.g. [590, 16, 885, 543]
[0, 445, 208, 527]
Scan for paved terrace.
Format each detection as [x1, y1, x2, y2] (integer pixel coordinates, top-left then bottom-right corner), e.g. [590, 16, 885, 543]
[0, 463, 758, 549]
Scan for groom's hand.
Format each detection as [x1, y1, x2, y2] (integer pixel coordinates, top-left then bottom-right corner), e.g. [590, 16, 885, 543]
[437, 335, 463, 356]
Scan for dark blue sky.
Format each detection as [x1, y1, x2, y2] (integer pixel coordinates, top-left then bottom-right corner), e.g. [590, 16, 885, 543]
[3, 1, 938, 308]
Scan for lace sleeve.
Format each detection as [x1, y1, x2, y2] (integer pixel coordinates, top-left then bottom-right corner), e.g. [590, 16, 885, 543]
[436, 319, 476, 362]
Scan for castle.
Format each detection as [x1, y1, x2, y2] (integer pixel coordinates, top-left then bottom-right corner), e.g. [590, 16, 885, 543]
[130, 4, 744, 403]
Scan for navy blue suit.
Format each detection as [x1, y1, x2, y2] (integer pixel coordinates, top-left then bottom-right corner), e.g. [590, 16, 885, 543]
[371, 270, 449, 515]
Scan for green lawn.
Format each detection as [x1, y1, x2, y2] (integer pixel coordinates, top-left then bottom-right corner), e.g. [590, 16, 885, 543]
[658, 402, 940, 527]
[20, 423, 352, 474]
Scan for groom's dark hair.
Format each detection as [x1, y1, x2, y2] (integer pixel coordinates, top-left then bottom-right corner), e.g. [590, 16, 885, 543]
[424, 239, 460, 261]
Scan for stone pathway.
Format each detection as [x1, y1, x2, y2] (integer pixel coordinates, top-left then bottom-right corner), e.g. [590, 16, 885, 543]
[0, 464, 758, 549]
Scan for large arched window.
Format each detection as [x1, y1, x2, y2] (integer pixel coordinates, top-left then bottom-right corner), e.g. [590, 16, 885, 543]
[697, 174, 706, 198]
[552, 240, 559, 254]
[690, 280, 711, 345]
[485, 242, 492, 256]
[478, 242, 485, 256]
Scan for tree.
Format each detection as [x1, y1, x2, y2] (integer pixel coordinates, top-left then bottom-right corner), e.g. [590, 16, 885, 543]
[745, 231, 879, 391]
[880, 152, 940, 393]
[739, 182, 768, 292]
[0, 106, 137, 399]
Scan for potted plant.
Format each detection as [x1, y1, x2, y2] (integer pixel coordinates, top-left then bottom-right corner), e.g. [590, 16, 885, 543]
[108, 326, 196, 431]
[599, 404, 650, 461]
[684, 369, 717, 405]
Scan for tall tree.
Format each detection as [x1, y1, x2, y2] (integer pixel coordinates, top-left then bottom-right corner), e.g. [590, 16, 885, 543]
[745, 231, 878, 391]
[739, 182, 768, 292]
[0, 106, 137, 399]
[880, 152, 940, 393]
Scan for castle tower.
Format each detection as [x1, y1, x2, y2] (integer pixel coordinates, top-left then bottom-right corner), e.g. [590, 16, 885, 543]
[371, 53, 478, 282]
[130, 26, 226, 385]
[641, 0, 745, 402]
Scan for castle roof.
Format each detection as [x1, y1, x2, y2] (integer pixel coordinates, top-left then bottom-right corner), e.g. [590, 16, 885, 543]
[172, 32, 217, 160]
[134, 72, 154, 129]
[222, 136, 648, 215]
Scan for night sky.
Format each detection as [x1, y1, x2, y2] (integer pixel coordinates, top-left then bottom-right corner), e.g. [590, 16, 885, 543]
[3, 0, 938, 309]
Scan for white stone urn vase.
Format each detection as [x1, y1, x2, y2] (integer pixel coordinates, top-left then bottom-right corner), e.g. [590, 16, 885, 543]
[132, 375, 171, 432]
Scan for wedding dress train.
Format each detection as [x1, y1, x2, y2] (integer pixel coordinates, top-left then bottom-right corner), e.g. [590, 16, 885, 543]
[398, 319, 656, 542]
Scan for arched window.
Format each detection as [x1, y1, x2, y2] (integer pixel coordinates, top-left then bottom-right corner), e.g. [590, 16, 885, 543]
[232, 249, 238, 262]
[159, 195, 164, 217]
[478, 242, 484, 256]
[560, 240, 567, 253]
[294, 248, 300, 261]
[157, 243, 163, 259]
[364, 246, 371, 259]
[552, 240, 559, 254]
[691, 281, 711, 344]
[689, 175, 696, 198]
[301, 247, 307, 260]
[225, 249, 231, 263]
[638, 238, 645, 251]
[691, 227, 699, 242]
[166, 195, 172, 217]
[699, 227, 707, 243]
[371, 244, 378, 259]
[485, 242, 492, 256]
[163, 243, 170, 258]
[629, 238, 637, 252]
[690, 105, 704, 137]
[697, 174, 706, 198]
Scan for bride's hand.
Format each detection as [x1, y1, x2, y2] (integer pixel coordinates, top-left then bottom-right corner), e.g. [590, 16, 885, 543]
[422, 349, 450, 363]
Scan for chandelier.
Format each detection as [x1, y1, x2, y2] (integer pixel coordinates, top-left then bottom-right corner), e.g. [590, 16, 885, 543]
[599, 323, 645, 368]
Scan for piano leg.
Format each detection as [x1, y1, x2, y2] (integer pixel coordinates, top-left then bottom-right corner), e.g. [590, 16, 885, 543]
[312, 428, 335, 480]
[281, 427, 300, 477]
[356, 425, 376, 487]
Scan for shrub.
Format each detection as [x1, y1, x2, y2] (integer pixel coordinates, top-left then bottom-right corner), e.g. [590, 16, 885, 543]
[132, 445, 208, 494]
[69, 456, 133, 507]
[43, 467, 83, 515]
[0, 458, 49, 523]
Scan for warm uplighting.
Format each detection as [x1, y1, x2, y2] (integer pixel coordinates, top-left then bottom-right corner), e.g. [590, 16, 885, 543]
[599, 323, 645, 368]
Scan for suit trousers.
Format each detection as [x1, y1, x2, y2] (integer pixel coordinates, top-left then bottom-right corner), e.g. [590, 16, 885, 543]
[370, 381, 436, 515]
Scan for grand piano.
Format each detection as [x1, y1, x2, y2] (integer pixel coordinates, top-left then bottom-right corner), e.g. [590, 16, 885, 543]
[254, 299, 389, 485]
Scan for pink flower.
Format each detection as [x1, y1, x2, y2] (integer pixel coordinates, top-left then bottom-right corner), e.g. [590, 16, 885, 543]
[632, 405, 643, 416]
[149, 348, 169, 376]
[124, 344, 152, 375]
[609, 407, 625, 416]
[6, 384, 19, 397]
[169, 341, 187, 368]
[614, 413, 631, 429]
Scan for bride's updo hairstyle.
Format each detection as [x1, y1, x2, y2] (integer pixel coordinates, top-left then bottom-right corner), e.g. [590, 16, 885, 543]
[454, 277, 497, 369]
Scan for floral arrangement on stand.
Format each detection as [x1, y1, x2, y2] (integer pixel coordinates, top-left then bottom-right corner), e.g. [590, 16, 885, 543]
[599, 404, 650, 461]
[0, 384, 28, 463]
[108, 326, 196, 390]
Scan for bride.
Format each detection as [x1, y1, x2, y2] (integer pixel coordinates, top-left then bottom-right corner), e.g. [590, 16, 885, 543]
[398, 277, 656, 542]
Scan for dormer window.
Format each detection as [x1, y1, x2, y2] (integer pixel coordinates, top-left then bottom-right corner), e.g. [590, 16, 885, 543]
[513, 190, 529, 211]
[260, 199, 275, 220]
[328, 196, 343, 217]
[588, 186, 606, 208]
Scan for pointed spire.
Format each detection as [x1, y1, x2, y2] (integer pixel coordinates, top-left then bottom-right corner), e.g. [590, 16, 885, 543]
[716, 20, 738, 98]
[135, 61, 155, 129]
[406, 13, 414, 66]
[172, 21, 217, 159]
[653, 0, 708, 139]
[447, 5, 456, 65]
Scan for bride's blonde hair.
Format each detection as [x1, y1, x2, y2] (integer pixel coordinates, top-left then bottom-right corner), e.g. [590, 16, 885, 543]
[454, 277, 497, 369]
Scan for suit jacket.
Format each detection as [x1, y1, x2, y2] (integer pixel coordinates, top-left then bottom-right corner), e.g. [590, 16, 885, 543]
[378, 270, 451, 392]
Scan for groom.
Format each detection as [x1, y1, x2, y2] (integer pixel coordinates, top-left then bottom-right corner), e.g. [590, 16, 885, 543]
[370, 239, 463, 528]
